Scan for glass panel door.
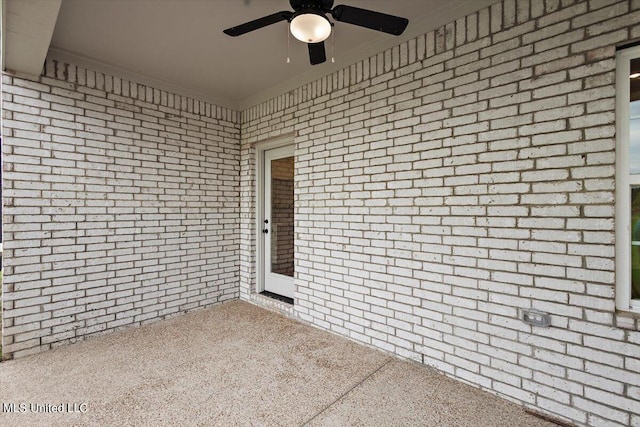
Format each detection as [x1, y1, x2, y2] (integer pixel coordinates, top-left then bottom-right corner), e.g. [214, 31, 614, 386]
[630, 58, 640, 300]
[270, 156, 295, 277]
[263, 145, 295, 299]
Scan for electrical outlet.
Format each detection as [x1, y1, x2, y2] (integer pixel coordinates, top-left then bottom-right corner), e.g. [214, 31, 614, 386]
[521, 308, 551, 328]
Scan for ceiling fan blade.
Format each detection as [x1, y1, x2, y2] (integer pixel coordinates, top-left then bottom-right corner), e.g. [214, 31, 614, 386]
[331, 5, 408, 35]
[223, 11, 292, 36]
[308, 42, 326, 65]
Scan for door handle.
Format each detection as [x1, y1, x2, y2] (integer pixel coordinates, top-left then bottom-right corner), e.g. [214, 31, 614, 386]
[263, 228, 268, 234]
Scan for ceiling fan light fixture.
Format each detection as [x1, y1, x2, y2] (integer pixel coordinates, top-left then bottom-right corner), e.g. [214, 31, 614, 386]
[290, 12, 331, 43]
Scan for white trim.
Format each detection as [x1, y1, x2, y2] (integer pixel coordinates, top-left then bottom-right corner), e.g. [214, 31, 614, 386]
[3, 0, 61, 77]
[615, 45, 640, 312]
[255, 136, 295, 296]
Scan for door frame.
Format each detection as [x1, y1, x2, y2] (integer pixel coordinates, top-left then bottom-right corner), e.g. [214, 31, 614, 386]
[255, 136, 295, 296]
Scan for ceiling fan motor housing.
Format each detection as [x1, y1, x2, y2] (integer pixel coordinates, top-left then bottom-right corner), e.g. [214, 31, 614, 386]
[289, 0, 334, 12]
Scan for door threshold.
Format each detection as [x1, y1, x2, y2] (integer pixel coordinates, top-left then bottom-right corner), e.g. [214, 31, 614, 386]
[260, 291, 294, 305]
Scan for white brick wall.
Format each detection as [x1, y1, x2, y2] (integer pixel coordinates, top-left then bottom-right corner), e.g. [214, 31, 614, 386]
[2, 59, 240, 358]
[3, 0, 640, 425]
[240, 0, 640, 425]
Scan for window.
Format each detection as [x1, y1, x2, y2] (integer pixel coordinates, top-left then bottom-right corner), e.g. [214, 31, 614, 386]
[615, 45, 640, 312]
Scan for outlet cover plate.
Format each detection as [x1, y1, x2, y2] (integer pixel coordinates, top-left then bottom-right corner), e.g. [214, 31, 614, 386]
[521, 308, 551, 328]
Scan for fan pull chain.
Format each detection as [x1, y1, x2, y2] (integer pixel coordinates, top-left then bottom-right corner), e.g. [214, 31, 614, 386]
[287, 26, 291, 63]
[331, 24, 335, 63]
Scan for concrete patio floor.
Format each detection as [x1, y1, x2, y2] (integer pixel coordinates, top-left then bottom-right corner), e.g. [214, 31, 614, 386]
[0, 300, 557, 426]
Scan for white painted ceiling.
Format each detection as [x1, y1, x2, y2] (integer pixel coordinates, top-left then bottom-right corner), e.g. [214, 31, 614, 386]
[41, 0, 495, 109]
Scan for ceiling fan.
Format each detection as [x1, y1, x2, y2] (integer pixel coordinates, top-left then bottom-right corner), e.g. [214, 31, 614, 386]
[223, 0, 409, 65]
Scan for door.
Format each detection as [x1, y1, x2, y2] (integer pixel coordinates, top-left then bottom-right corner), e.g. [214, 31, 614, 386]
[262, 145, 295, 299]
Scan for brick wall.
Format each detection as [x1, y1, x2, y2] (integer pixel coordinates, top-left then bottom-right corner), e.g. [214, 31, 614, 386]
[3, 0, 640, 424]
[1, 60, 241, 359]
[240, 0, 640, 425]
